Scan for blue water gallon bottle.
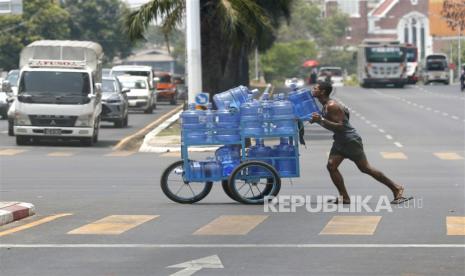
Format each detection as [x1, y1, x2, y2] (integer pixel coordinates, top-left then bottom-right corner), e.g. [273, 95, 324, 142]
[248, 139, 273, 176]
[240, 94, 264, 136]
[181, 103, 206, 143]
[288, 88, 320, 120]
[205, 103, 216, 143]
[271, 93, 295, 135]
[189, 161, 204, 180]
[202, 158, 222, 179]
[260, 92, 273, 134]
[213, 85, 252, 110]
[273, 137, 297, 177]
[216, 101, 240, 142]
[215, 145, 241, 176]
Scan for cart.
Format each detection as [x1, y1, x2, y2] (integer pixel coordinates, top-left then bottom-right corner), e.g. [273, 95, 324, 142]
[160, 118, 301, 204]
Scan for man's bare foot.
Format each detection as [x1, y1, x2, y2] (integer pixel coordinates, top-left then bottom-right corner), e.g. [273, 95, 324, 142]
[393, 186, 404, 200]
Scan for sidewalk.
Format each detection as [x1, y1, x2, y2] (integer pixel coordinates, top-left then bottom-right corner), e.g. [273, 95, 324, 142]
[0, 201, 35, 226]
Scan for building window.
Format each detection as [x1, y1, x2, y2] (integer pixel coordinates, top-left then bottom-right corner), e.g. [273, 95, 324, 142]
[404, 25, 409, 43]
[335, 0, 360, 17]
[411, 18, 417, 45]
[420, 25, 425, 59]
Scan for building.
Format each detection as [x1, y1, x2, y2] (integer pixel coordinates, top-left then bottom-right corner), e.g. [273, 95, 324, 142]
[325, 0, 462, 60]
[0, 0, 22, 15]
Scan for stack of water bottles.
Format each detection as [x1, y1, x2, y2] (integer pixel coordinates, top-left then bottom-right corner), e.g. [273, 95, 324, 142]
[180, 84, 320, 179]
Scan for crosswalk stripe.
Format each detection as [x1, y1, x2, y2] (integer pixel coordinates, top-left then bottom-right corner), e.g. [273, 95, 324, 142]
[48, 151, 75, 157]
[380, 152, 407, 160]
[67, 215, 158, 235]
[434, 152, 464, 160]
[446, 216, 465, 235]
[319, 216, 382, 235]
[193, 215, 268, 235]
[0, 149, 27, 156]
[105, 151, 135, 157]
[0, 213, 72, 237]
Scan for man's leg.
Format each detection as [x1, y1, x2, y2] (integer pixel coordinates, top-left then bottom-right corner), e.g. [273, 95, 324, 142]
[354, 158, 403, 198]
[327, 154, 350, 202]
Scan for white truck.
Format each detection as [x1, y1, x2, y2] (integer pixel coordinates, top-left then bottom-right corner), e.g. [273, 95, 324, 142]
[11, 40, 104, 146]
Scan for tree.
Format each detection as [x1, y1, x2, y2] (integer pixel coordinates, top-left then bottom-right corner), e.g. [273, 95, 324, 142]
[441, 0, 465, 31]
[0, 0, 70, 70]
[62, 0, 134, 64]
[125, 0, 293, 95]
[261, 40, 317, 82]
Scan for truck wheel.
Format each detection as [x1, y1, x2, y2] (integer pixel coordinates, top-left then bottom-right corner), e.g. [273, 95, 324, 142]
[80, 137, 93, 147]
[114, 119, 124, 128]
[123, 115, 129, 127]
[8, 119, 14, 136]
[16, 136, 29, 145]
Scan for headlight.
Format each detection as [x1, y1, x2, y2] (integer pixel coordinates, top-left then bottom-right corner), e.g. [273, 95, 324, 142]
[75, 113, 94, 127]
[105, 94, 121, 103]
[14, 111, 31, 126]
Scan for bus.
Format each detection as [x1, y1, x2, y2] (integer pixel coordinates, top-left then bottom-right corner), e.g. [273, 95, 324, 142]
[404, 44, 419, 84]
[423, 54, 449, 85]
[358, 39, 407, 88]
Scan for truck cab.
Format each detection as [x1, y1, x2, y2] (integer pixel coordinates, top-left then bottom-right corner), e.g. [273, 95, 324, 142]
[12, 40, 104, 146]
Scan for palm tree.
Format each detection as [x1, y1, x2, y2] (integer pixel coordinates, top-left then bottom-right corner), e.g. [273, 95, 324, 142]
[125, 0, 292, 95]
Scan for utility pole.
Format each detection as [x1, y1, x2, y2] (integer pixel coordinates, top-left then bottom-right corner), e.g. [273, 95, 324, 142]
[186, 0, 202, 104]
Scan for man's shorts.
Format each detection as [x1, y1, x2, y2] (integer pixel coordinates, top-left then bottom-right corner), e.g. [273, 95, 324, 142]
[329, 138, 366, 162]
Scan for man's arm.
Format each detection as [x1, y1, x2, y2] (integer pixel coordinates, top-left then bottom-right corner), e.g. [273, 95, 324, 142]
[312, 102, 345, 132]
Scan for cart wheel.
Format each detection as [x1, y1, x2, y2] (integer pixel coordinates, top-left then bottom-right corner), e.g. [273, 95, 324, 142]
[222, 180, 237, 201]
[228, 161, 281, 204]
[161, 161, 213, 204]
[222, 178, 274, 202]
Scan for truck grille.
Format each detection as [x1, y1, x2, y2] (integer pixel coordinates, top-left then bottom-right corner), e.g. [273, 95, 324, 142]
[29, 115, 77, 127]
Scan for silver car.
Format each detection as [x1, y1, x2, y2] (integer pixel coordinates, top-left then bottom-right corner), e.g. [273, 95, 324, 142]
[101, 77, 129, 128]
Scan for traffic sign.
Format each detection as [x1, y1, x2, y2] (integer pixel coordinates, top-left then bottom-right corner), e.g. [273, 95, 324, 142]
[195, 92, 209, 106]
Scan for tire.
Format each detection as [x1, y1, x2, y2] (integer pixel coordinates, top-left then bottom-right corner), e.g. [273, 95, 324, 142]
[222, 180, 237, 201]
[228, 161, 281, 204]
[8, 118, 14, 136]
[114, 119, 124, 128]
[144, 105, 153, 114]
[161, 161, 213, 204]
[123, 114, 129, 127]
[80, 137, 93, 147]
[16, 135, 29, 145]
[170, 95, 177, 105]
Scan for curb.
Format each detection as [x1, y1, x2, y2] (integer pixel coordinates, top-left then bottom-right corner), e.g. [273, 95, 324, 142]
[0, 202, 35, 226]
[113, 104, 185, 151]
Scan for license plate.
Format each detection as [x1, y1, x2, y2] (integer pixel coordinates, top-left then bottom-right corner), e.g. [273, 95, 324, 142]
[44, 128, 62, 135]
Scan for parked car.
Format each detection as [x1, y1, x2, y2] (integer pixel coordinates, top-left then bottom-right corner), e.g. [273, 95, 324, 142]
[318, 67, 344, 87]
[155, 72, 178, 105]
[284, 77, 305, 88]
[0, 89, 8, 119]
[101, 77, 129, 128]
[5, 69, 19, 95]
[117, 75, 156, 114]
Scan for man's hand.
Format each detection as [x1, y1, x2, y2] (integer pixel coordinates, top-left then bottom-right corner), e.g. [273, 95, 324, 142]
[310, 112, 322, 124]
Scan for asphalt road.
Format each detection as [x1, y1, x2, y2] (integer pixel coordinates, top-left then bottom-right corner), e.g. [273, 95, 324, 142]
[1, 84, 464, 276]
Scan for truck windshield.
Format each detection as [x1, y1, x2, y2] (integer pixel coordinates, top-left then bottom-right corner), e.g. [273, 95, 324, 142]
[19, 71, 91, 95]
[406, 48, 417, 62]
[120, 79, 147, 89]
[365, 47, 405, 63]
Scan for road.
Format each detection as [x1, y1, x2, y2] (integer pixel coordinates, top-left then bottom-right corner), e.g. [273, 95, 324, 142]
[0, 84, 464, 276]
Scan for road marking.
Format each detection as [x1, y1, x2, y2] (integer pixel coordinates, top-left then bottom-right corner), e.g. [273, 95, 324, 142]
[0, 149, 27, 156]
[394, 142, 403, 148]
[447, 217, 465, 235]
[68, 215, 158, 235]
[0, 213, 72, 237]
[48, 151, 75, 157]
[385, 134, 393, 140]
[451, 116, 459, 120]
[379, 129, 385, 133]
[193, 215, 268, 235]
[105, 151, 135, 157]
[371, 124, 377, 128]
[434, 110, 440, 113]
[319, 216, 382, 235]
[381, 152, 407, 160]
[168, 255, 223, 276]
[1, 243, 464, 248]
[433, 152, 464, 160]
[442, 112, 449, 117]
[161, 152, 182, 158]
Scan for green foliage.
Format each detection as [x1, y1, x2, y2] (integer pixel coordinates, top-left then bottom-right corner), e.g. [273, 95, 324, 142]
[0, 0, 70, 70]
[261, 40, 317, 82]
[62, 0, 135, 64]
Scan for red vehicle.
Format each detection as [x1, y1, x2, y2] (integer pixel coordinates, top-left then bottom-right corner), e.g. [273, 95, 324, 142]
[404, 44, 419, 84]
[155, 72, 178, 105]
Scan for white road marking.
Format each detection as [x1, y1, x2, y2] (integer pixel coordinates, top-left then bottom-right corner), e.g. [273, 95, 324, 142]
[385, 135, 393, 140]
[371, 124, 378, 128]
[451, 116, 459, 120]
[365, 120, 371, 124]
[434, 110, 440, 113]
[379, 129, 385, 133]
[0, 244, 463, 248]
[442, 112, 449, 116]
[394, 142, 403, 148]
[168, 255, 223, 276]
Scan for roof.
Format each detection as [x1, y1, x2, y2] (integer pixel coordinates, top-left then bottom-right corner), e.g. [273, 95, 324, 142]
[370, 0, 398, 17]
